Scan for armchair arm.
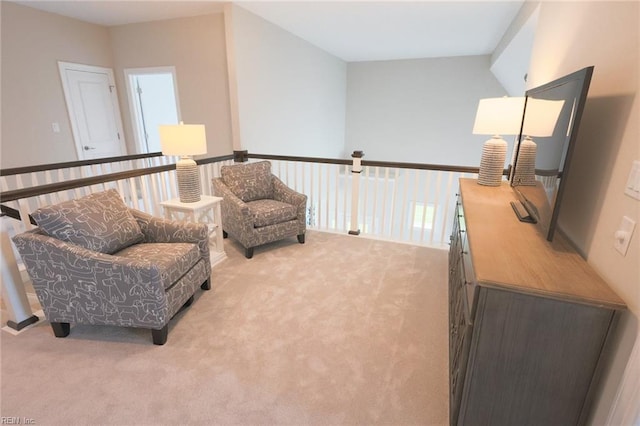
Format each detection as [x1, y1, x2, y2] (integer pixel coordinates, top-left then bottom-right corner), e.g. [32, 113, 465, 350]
[12, 230, 168, 327]
[273, 176, 307, 222]
[212, 178, 254, 237]
[129, 209, 210, 267]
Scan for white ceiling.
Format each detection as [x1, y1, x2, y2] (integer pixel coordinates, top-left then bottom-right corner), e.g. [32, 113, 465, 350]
[238, 1, 524, 62]
[13, 1, 226, 26]
[14, 0, 524, 62]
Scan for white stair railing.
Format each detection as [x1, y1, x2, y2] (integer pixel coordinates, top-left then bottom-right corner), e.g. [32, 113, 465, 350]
[3, 151, 486, 252]
[0, 156, 234, 275]
[247, 152, 482, 248]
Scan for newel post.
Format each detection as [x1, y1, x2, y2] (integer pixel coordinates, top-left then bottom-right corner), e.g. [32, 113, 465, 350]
[233, 150, 248, 163]
[1, 221, 39, 331]
[348, 150, 364, 236]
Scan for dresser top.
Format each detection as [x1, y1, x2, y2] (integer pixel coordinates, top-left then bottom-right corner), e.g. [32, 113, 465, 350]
[459, 178, 626, 310]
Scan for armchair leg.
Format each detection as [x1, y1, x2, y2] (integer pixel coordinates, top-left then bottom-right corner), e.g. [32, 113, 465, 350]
[245, 247, 254, 259]
[222, 230, 228, 239]
[201, 277, 211, 290]
[152, 325, 168, 345]
[51, 322, 70, 338]
[297, 234, 305, 244]
[184, 295, 195, 307]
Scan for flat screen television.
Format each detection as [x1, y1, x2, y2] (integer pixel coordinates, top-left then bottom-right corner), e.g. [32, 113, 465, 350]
[510, 66, 594, 241]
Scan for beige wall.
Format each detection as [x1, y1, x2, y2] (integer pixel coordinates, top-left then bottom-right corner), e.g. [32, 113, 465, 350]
[529, 1, 639, 423]
[0, 4, 232, 169]
[0, 2, 113, 168]
[346, 55, 507, 165]
[109, 13, 233, 158]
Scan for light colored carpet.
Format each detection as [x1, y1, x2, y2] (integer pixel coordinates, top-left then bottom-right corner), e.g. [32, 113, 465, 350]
[1, 230, 449, 425]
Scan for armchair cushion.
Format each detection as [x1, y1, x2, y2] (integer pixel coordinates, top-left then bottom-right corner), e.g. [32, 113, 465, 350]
[246, 199, 298, 228]
[221, 161, 273, 202]
[114, 243, 200, 291]
[31, 189, 143, 255]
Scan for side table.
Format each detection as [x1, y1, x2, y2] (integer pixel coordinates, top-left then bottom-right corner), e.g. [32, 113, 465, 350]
[160, 195, 226, 266]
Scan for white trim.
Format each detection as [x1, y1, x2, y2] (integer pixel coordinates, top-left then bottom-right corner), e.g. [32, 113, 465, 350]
[224, 3, 243, 151]
[123, 66, 182, 154]
[606, 332, 640, 426]
[57, 61, 127, 160]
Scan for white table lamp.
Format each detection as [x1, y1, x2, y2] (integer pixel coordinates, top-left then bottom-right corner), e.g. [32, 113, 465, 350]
[473, 97, 525, 186]
[512, 98, 565, 186]
[159, 123, 207, 203]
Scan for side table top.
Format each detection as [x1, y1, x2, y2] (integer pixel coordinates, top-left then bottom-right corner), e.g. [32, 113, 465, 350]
[160, 195, 222, 210]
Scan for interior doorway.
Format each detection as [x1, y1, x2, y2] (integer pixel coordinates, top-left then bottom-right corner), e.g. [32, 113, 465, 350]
[124, 67, 181, 154]
[58, 62, 127, 160]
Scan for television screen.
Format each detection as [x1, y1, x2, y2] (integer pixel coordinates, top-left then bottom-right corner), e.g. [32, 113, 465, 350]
[510, 66, 594, 241]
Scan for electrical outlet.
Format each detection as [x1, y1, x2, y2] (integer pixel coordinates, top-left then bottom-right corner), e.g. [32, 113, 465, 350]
[614, 216, 636, 256]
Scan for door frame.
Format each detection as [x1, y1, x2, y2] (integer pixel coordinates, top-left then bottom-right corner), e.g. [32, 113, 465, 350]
[123, 66, 182, 154]
[58, 61, 127, 160]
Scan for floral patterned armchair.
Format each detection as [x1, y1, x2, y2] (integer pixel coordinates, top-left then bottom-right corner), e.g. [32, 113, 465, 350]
[12, 190, 211, 345]
[212, 161, 307, 258]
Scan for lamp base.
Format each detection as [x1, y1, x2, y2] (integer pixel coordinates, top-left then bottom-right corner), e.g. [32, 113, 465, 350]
[512, 137, 537, 186]
[176, 156, 201, 203]
[478, 136, 507, 186]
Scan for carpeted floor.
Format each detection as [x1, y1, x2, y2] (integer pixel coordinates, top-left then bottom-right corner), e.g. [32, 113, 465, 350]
[1, 230, 449, 425]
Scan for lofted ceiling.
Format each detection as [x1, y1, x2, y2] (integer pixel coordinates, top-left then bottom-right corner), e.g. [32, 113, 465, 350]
[13, 0, 524, 62]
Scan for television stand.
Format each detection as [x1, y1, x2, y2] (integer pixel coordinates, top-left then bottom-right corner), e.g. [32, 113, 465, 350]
[510, 200, 537, 223]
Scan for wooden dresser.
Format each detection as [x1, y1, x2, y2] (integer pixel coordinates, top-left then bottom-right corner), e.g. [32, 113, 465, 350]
[449, 179, 626, 426]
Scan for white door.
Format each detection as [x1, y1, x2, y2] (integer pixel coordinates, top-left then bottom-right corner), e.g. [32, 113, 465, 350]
[125, 67, 180, 154]
[59, 62, 127, 160]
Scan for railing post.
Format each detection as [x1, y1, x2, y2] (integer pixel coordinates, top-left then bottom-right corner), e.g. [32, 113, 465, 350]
[233, 150, 248, 163]
[348, 150, 364, 236]
[1, 219, 39, 331]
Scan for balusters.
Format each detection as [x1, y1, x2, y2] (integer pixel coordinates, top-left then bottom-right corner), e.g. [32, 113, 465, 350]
[1, 153, 475, 249]
[361, 166, 370, 235]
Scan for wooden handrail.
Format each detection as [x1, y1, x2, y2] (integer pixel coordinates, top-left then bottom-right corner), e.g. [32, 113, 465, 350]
[1, 150, 492, 203]
[0, 154, 234, 202]
[247, 153, 352, 166]
[248, 152, 489, 174]
[361, 160, 482, 174]
[0, 152, 164, 176]
[196, 154, 235, 166]
[0, 204, 36, 225]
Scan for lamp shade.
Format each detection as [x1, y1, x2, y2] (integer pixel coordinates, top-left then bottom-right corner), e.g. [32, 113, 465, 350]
[159, 123, 207, 156]
[522, 98, 565, 137]
[472, 97, 525, 136]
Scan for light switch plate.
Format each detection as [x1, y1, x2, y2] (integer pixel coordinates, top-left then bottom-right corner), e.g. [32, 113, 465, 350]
[624, 160, 640, 200]
[614, 216, 636, 256]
